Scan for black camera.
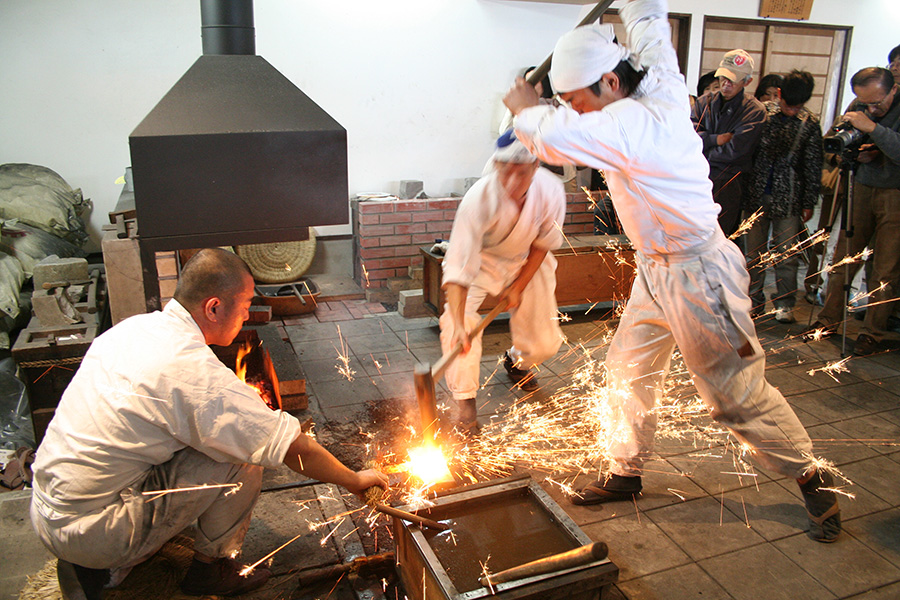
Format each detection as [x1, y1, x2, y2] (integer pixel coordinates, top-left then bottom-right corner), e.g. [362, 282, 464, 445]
[823, 121, 866, 154]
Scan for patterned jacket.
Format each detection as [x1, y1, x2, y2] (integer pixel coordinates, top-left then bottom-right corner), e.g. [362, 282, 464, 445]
[744, 101, 823, 218]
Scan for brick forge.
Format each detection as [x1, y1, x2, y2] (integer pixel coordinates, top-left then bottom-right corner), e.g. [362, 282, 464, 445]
[351, 191, 598, 303]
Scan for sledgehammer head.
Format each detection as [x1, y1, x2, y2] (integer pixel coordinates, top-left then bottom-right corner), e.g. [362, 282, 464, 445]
[414, 362, 439, 443]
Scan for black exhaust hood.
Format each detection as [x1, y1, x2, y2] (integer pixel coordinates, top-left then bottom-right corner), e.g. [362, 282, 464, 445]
[129, 0, 348, 250]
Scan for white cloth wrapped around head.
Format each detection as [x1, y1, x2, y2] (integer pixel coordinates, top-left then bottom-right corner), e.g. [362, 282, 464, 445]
[550, 23, 629, 94]
[492, 129, 537, 164]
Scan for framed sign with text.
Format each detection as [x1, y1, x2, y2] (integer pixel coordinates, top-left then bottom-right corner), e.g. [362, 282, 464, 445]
[759, 0, 814, 20]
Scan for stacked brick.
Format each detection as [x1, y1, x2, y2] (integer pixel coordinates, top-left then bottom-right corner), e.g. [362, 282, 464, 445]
[351, 190, 599, 300]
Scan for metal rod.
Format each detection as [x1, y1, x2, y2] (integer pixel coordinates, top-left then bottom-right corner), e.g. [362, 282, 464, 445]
[374, 503, 449, 531]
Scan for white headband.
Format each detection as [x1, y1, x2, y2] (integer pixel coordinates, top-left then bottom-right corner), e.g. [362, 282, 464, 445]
[492, 129, 537, 164]
[550, 23, 630, 94]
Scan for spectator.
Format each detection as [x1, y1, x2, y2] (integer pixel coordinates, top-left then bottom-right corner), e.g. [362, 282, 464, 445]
[697, 70, 720, 97]
[692, 49, 767, 237]
[806, 67, 900, 355]
[755, 73, 784, 102]
[744, 70, 823, 323]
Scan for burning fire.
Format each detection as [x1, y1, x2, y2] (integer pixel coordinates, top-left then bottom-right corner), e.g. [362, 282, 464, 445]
[236, 340, 278, 410]
[401, 443, 453, 488]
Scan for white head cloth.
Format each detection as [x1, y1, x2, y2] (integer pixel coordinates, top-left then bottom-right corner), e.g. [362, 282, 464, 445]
[550, 23, 629, 94]
[492, 129, 537, 164]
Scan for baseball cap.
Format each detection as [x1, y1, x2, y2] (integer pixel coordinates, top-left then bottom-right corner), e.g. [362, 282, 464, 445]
[715, 49, 754, 82]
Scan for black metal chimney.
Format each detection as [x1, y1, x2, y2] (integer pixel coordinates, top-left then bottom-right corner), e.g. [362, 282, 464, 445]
[129, 0, 348, 259]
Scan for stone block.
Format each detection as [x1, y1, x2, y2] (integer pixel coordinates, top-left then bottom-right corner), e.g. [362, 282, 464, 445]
[408, 265, 424, 281]
[33, 256, 89, 289]
[386, 276, 419, 294]
[365, 287, 397, 304]
[398, 289, 430, 318]
[399, 180, 424, 200]
[31, 289, 83, 327]
[101, 229, 148, 325]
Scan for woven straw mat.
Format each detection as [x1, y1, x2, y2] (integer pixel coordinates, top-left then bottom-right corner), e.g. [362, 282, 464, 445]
[235, 230, 316, 284]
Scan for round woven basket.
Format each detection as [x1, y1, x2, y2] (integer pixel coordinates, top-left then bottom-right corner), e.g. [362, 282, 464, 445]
[235, 230, 316, 284]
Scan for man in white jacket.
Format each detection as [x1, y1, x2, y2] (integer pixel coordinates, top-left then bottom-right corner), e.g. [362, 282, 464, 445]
[503, 0, 840, 542]
[441, 131, 565, 433]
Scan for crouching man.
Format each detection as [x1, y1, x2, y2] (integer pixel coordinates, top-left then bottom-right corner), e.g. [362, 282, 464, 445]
[30, 248, 387, 598]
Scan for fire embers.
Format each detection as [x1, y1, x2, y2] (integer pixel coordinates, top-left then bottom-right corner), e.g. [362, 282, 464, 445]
[236, 340, 281, 411]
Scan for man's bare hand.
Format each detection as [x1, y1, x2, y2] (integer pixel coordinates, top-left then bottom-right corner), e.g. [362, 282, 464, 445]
[348, 469, 389, 500]
[843, 111, 876, 134]
[504, 77, 541, 116]
[717, 132, 734, 146]
[855, 143, 881, 164]
[802, 208, 814, 223]
[501, 285, 523, 311]
[450, 323, 472, 354]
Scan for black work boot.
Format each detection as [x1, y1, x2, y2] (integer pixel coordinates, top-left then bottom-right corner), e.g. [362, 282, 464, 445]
[799, 469, 841, 543]
[180, 556, 272, 597]
[454, 397, 480, 437]
[572, 474, 642, 506]
[57, 560, 110, 600]
[504, 351, 539, 391]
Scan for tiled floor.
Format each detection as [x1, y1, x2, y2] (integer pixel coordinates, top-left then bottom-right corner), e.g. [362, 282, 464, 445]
[3, 291, 899, 599]
[284, 293, 900, 600]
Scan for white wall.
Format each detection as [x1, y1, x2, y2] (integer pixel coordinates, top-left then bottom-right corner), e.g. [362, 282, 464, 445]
[1, 1, 895, 250]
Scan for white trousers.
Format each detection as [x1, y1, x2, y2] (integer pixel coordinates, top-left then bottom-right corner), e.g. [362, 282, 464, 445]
[440, 257, 563, 401]
[605, 230, 813, 479]
[31, 448, 262, 569]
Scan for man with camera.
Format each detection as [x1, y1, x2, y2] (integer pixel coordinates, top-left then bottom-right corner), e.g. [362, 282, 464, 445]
[807, 67, 900, 355]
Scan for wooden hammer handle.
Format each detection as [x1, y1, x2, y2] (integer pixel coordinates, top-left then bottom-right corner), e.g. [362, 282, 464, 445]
[432, 299, 508, 381]
[373, 503, 449, 531]
[479, 541, 608, 587]
[525, 0, 617, 87]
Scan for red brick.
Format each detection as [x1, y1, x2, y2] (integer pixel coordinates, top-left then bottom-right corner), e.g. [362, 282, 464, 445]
[566, 202, 590, 212]
[365, 303, 387, 313]
[359, 237, 380, 248]
[379, 235, 411, 246]
[380, 212, 412, 224]
[394, 245, 423, 257]
[359, 247, 396, 259]
[443, 210, 460, 221]
[412, 211, 447, 223]
[572, 213, 594, 223]
[412, 233, 437, 245]
[427, 199, 460, 210]
[359, 214, 381, 225]
[409, 255, 424, 266]
[366, 268, 396, 280]
[394, 200, 428, 212]
[394, 223, 427, 235]
[357, 202, 395, 214]
[359, 224, 395, 237]
[426, 221, 453, 233]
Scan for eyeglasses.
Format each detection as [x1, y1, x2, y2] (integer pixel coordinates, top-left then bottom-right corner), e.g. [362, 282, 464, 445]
[859, 85, 896, 110]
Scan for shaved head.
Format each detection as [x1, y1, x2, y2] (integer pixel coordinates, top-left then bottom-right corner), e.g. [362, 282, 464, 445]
[174, 248, 253, 312]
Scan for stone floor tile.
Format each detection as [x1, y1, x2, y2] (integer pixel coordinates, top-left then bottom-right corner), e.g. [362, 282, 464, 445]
[804, 423, 882, 465]
[284, 320, 343, 344]
[316, 306, 353, 322]
[368, 371, 416, 402]
[310, 377, 383, 410]
[698, 543, 837, 600]
[327, 316, 391, 338]
[775, 530, 900, 598]
[843, 581, 900, 599]
[644, 496, 767, 561]
[836, 455, 900, 506]
[359, 348, 421, 377]
[844, 357, 900, 381]
[766, 367, 823, 396]
[291, 338, 351, 361]
[616, 563, 733, 600]
[580, 512, 693, 581]
[719, 481, 809, 541]
[831, 380, 900, 414]
[786, 387, 869, 426]
[300, 356, 365, 384]
[770, 466, 891, 523]
[396, 326, 441, 349]
[845, 508, 900, 569]
[379, 312, 439, 332]
[346, 332, 408, 355]
[880, 408, 900, 428]
[829, 414, 900, 457]
[665, 451, 772, 496]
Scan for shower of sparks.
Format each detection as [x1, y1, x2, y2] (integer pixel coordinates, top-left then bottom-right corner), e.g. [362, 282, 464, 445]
[806, 357, 851, 382]
[142, 482, 242, 503]
[581, 186, 600, 210]
[480, 557, 495, 594]
[239, 533, 303, 576]
[334, 324, 355, 380]
[302, 280, 318, 307]
[362, 264, 371, 287]
[821, 248, 873, 276]
[555, 311, 572, 323]
[554, 220, 577, 254]
[750, 229, 828, 271]
[729, 208, 763, 240]
[803, 325, 834, 342]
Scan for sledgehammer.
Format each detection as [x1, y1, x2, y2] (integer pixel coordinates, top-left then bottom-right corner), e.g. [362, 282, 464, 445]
[414, 300, 508, 441]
